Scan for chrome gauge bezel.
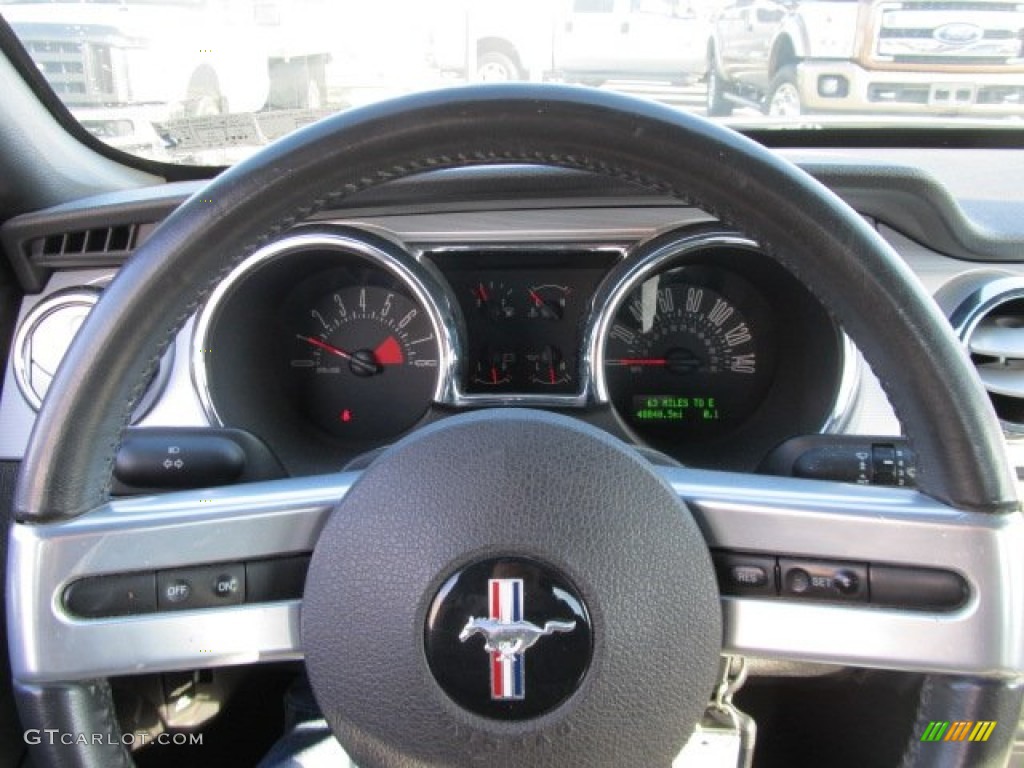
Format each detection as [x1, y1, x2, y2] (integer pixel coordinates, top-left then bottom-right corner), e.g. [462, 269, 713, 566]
[191, 228, 458, 427]
[586, 230, 859, 434]
[418, 243, 628, 409]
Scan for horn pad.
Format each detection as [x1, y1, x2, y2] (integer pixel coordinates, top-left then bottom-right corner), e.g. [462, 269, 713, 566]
[302, 410, 721, 767]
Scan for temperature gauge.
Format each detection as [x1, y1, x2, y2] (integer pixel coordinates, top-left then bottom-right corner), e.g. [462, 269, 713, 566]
[526, 284, 569, 321]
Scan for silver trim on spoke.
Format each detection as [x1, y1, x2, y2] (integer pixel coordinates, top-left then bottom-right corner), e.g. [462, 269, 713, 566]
[7, 473, 354, 684]
[666, 467, 1024, 678]
[8, 469, 1022, 683]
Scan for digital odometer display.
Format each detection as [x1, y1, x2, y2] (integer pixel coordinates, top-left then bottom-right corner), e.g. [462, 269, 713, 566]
[632, 396, 722, 423]
[604, 264, 777, 446]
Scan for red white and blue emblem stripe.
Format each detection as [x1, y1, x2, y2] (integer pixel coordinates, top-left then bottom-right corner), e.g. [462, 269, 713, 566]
[489, 578, 525, 700]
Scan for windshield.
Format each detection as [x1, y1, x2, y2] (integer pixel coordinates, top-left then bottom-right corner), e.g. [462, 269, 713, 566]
[1, 0, 1021, 165]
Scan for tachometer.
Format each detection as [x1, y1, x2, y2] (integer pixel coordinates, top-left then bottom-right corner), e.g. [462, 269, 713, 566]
[194, 228, 451, 471]
[603, 265, 776, 445]
[291, 285, 438, 440]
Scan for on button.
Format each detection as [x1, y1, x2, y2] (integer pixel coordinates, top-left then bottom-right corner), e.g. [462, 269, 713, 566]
[213, 573, 241, 598]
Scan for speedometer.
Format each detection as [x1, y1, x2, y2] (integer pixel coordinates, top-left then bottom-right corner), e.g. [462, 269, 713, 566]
[603, 264, 777, 446]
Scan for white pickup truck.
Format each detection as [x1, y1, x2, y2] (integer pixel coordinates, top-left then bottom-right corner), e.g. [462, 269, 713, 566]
[0, 0, 331, 116]
[432, 0, 712, 86]
[707, 0, 1024, 116]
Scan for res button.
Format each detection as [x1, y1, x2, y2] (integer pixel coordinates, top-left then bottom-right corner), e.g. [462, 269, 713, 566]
[712, 552, 777, 596]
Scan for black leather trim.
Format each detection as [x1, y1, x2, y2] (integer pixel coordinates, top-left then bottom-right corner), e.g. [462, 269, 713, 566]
[14, 680, 130, 768]
[902, 676, 1024, 768]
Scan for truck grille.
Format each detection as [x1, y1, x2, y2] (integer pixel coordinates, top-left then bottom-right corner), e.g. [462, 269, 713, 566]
[23, 39, 118, 105]
[871, 1, 1024, 67]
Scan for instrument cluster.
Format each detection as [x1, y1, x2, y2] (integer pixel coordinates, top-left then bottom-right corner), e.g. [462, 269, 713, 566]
[193, 224, 848, 474]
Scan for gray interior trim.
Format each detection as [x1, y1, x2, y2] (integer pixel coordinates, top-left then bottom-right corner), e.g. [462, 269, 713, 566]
[9, 468, 1022, 684]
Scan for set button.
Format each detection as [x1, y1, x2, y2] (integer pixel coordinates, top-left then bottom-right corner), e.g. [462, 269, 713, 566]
[779, 559, 867, 602]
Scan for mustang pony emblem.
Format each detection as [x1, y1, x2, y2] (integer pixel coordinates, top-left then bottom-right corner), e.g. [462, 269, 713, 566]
[458, 578, 576, 700]
[459, 617, 577, 660]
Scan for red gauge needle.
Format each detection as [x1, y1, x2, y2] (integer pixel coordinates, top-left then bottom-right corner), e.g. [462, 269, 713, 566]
[529, 289, 544, 307]
[296, 334, 379, 375]
[549, 366, 556, 384]
[491, 366, 499, 384]
[607, 358, 669, 366]
[475, 283, 489, 302]
[297, 334, 352, 359]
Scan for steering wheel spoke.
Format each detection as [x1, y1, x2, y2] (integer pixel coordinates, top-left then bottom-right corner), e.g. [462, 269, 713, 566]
[11, 465, 1023, 687]
[8, 473, 352, 683]
[666, 466, 1024, 677]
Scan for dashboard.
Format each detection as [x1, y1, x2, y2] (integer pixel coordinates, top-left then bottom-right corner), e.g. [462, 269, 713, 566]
[2, 155, 1023, 486]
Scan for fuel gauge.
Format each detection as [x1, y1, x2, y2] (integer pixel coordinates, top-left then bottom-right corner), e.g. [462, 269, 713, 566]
[472, 348, 516, 387]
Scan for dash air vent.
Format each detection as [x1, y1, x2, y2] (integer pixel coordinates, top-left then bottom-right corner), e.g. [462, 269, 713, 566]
[967, 299, 1024, 426]
[34, 224, 139, 268]
[939, 275, 1024, 435]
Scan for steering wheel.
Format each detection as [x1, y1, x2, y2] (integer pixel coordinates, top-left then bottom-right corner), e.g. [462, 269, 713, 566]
[8, 85, 1024, 767]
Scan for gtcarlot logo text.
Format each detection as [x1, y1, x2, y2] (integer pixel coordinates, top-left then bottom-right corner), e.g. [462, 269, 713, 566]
[25, 730, 202, 747]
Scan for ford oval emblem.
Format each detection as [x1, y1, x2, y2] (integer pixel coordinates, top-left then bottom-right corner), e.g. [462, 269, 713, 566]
[933, 22, 984, 46]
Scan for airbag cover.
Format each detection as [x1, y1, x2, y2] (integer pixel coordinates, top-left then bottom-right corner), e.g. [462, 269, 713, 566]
[302, 409, 721, 767]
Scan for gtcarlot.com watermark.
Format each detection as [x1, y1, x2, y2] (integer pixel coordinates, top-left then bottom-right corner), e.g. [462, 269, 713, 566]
[25, 730, 202, 747]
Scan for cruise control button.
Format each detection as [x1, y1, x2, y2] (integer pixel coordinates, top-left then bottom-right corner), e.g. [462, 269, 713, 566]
[786, 568, 811, 594]
[213, 572, 242, 599]
[833, 569, 860, 595]
[712, 551, 776, 596]
[158, 563, 245, 610]
[158, 576, 194, 609]
[779, 559, 868, 602]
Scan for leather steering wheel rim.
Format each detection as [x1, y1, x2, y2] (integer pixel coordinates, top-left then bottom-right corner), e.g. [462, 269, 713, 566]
[10, 84, 1021, 767]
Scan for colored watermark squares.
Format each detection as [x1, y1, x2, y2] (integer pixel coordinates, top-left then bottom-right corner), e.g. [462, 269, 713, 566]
[920, 721, 997, 742]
